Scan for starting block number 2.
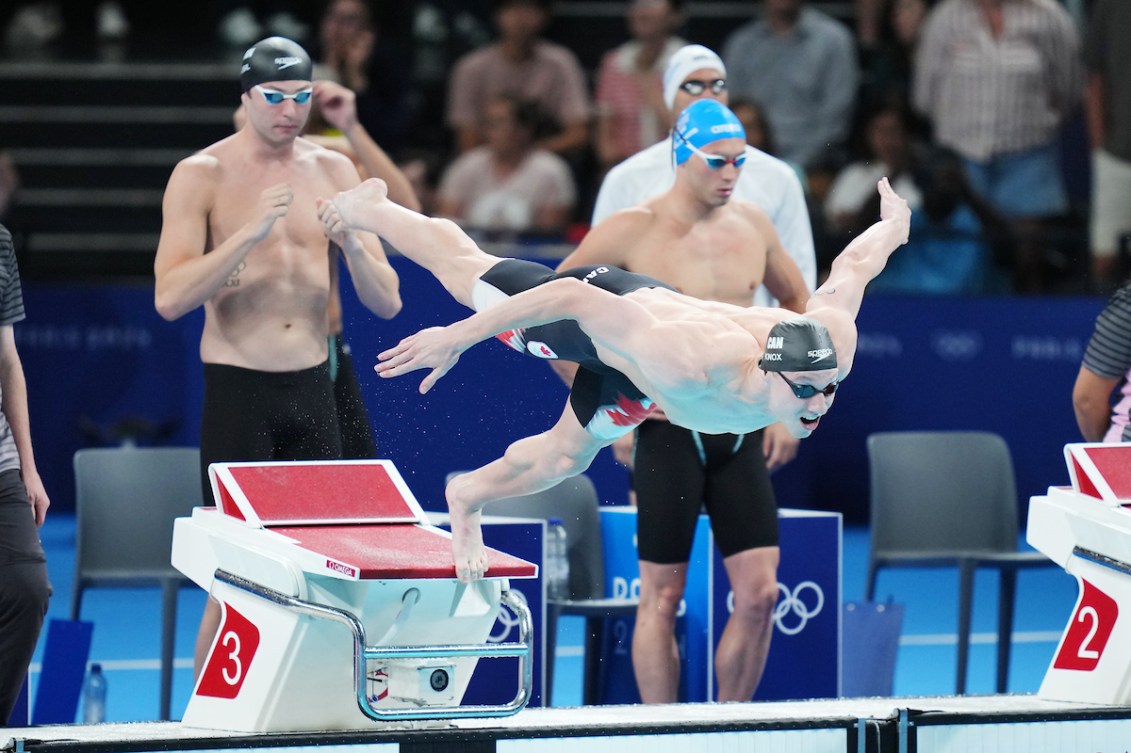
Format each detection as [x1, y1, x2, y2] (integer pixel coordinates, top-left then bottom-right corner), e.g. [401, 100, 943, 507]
[196, 605, 262, 699]
[1053, 580, 1118, 672]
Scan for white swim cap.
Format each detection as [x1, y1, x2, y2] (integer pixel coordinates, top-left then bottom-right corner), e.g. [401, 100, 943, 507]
[662, 44, 726, 110]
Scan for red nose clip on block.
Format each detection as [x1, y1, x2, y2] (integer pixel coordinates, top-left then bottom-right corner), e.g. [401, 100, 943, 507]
[172, 460, 536, 732]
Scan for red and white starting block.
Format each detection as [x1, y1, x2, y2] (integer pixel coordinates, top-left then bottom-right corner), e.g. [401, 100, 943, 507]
[171, 460, 537, 732]
[1027, 443, 1131, 705]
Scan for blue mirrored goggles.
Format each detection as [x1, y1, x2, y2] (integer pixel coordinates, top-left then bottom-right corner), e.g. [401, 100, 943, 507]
[778, 372, 838, 399]
[685, 141, 746, 170]
[254, 85, 313, 105]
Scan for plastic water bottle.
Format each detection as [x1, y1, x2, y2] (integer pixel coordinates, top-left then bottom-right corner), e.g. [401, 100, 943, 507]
[545, 517, 570, 601]
[82, 663, 107, 724]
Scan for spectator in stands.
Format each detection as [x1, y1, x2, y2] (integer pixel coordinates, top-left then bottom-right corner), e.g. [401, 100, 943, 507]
[215, 1, 309, 48]
[730, 97, 808, 194]
[826, 105, 922, 237]
[912, 0, 1083, 293]
[858, 0, 929, 114]
[825, 104, 1013, 294]
[592, 0, 686, 175]
[1074, 281, 1131, 442]
[722, 0, 859, 171]
[436, 95, 576, 237]
[592, 43, 816, 305]
[446, 0, 591, 159]
[310, 0, 410, 156]
[1083, 0, 1131, 291]
[0, 153, 19, 223]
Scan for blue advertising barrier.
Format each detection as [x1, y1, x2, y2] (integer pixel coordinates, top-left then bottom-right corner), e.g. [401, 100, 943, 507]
[18, 266, 1104, 527]
[599, 507, 841, 703]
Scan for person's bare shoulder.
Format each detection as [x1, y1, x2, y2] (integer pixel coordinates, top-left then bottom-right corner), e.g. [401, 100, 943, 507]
[303, 137, 361, 186]
[165, 150, 223, 199]
[562, 205, 656, 270]
[728, 197, 773, 228]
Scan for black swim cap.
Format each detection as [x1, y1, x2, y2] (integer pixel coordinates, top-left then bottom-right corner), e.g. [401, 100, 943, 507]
[239, 36, 312, 92]
[759, 317, 838, 373]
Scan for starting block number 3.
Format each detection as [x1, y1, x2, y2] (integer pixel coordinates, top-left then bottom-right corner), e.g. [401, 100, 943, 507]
[1053, 580, 1118, 672]
[196, 605, 262, 698]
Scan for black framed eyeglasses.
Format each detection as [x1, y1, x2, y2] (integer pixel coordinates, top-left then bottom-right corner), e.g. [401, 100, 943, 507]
[777, 372, 838, 399]
[679, 78, 727, 97]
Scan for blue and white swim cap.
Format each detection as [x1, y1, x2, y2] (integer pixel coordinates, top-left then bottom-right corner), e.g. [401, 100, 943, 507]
[671, 99, 746, 167]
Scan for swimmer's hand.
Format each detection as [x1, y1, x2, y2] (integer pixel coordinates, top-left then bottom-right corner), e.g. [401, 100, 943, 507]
[877, 177, 911, 245]
[251, 183, 294, 241]
[376, 325, 465, 394]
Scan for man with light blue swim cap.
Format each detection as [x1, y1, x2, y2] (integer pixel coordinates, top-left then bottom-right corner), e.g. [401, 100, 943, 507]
[671, 98, 747, 167]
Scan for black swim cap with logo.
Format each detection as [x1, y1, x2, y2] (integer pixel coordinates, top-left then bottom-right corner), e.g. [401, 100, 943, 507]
[239, 36, 312, 92]
[759, 316, 838, 373]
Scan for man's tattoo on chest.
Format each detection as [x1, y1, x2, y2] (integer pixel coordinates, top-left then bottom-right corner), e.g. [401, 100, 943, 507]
[225, 261, 247, 287]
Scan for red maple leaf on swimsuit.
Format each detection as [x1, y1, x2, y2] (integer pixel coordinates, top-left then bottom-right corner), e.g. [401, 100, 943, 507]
[606, 393, 655, 427]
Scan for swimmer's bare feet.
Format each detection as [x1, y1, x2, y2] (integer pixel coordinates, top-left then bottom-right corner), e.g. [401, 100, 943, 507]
[447, 483, 489, 583]
[335, 178, 388, 229]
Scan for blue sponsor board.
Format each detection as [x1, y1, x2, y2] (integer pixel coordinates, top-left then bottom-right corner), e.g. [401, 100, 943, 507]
[714, 510, 841, 701]
[600, 507, 840, 703]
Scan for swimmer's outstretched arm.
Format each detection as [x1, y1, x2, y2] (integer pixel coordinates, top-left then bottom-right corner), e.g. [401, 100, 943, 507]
[807, 177, 910, 320]
[377, 277, 656, 394]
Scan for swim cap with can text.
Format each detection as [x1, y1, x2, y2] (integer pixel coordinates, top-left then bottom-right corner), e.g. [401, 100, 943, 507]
[759, 317, 838, 373]
[672, 99, 745, 166]
[240, 36, 312, 92]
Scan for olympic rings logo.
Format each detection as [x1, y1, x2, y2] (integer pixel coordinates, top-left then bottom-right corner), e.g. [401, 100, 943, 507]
[489, 600, 524, 643]
[772, 581, 825, 636]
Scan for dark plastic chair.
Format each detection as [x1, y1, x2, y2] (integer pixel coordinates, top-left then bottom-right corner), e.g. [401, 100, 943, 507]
[71, 447, 202, 721]
[865, 431, 1057, 694]
[448, 472, 638, 705]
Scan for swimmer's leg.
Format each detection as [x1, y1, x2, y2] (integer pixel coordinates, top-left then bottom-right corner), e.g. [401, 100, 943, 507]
[446, 402, 608, 582]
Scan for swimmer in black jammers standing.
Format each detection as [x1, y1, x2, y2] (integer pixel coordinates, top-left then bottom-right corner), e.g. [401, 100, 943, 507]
[153, 36, 401, 678]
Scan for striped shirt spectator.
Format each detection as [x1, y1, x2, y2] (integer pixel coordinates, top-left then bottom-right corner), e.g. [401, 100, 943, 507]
[913, 0, 1083, 162]
[0, 227, 25, 475]
[1077, 285, 1131, 442]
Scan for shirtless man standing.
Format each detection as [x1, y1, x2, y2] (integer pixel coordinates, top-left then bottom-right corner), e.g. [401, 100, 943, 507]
[317, 173, 909, 585]
[153, 37, 401, 676]
[557, 99, 804, 702]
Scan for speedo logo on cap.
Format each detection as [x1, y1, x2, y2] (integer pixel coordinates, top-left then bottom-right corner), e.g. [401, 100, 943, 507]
[808, 348, 834, 362]
[767, 336, 784, 350]
[275, 56, 304, 70]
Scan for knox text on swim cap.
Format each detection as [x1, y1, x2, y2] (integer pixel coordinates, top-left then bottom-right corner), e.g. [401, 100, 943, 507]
[759, 317, 838, 373]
